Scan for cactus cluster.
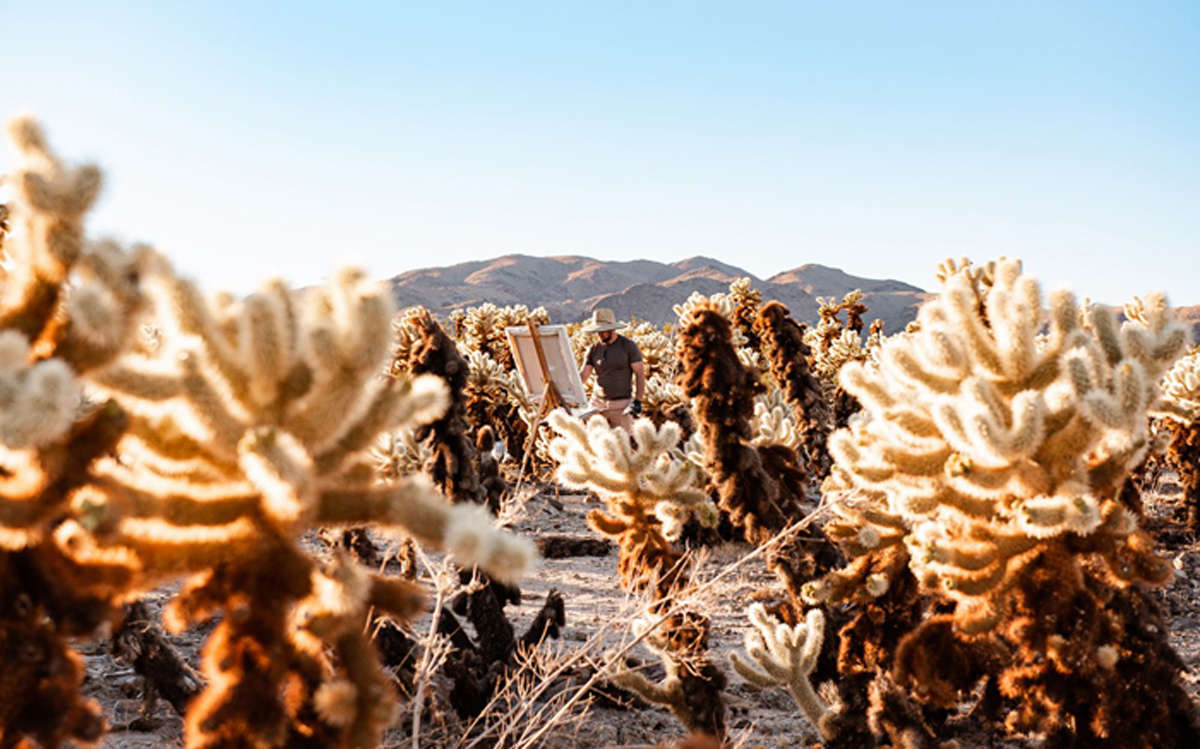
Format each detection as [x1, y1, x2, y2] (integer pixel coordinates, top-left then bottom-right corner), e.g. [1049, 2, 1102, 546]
[448, 302, 548, 371]
[8, 115, 1200, 748]
[819, 259, 1186, 630]
[1, 118, 535, 747]
[805, 258, 1197, 745]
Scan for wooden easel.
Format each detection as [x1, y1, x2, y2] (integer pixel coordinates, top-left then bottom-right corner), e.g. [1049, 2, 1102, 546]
[515, 318, 565, 490]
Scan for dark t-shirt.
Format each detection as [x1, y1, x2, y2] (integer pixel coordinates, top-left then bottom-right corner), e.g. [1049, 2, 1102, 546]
[585, 335, 643, 401]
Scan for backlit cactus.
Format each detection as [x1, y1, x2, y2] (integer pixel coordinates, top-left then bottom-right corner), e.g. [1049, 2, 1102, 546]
[0, 116, 141, 747]
[819, 259, 1187, 632]
[547, 411, 716, 593]
[3, 117, 537, 747]
[807, 258, 1199, 746]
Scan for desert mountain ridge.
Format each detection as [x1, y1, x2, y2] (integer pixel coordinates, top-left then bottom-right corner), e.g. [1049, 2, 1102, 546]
[388, 254, 929, 333]
[388, 253, 1200, 339]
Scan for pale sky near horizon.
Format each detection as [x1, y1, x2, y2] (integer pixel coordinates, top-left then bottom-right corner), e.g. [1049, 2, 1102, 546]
[2, 1, 1198, 304]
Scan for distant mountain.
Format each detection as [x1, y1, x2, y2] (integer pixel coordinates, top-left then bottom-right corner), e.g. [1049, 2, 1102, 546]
[1175, 305, 1200, 342]
[388, 254, 928, 334]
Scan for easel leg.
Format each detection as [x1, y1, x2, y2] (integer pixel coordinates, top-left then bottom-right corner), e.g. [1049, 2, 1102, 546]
[514, 391, 553, 493]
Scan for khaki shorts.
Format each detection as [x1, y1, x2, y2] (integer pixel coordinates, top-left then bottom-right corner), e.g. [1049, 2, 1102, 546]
[591, 397, 633, 432]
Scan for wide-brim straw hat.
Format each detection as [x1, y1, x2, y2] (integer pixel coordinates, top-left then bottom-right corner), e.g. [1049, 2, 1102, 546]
[581, 307, 623, 333]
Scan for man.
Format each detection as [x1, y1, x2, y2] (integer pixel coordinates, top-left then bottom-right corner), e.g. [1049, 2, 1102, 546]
[578, 308, 645, 432]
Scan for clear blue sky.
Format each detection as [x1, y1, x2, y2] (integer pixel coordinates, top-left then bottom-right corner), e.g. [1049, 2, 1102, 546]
[3, 1, 1198, 304]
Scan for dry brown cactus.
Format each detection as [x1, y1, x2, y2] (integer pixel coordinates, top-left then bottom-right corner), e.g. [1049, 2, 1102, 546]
[404, 307, 484, 504]
[754, 300, 833, 479]
[676, 304, 802, 543]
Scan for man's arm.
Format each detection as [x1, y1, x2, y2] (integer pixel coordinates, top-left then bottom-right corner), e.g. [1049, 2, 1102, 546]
[631, 361, 645, 401]
[579, 363, 593, 387]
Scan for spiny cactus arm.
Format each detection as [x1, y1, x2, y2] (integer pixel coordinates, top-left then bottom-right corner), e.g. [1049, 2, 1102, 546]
[237, 428, 318, 529]
[586, 508, 631, 537]
[932, 381, 1046, 468]
[86, 472, 257, 528]
[110, 430, 237, 483]
[112, 517, 264, 580]
[316, 478, 534, 584]
[87, 354, 189, 402]
[1, 397, 126, 537]
[143, 266, 254, 405]
[605, 655, 695, 725]
[233, 287, 294, 408]
[1123, 292, 1190, 366]
[42, 521, 142, 598]
[0, 334, 81, 449]
[48, 242, 148, 374]
[730, 606, 831, 736]
[0, 118, 101, 339]
[313, 374, 448, 475]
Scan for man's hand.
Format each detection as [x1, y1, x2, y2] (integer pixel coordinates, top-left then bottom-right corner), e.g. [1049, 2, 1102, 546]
[624, 399, 643, 418]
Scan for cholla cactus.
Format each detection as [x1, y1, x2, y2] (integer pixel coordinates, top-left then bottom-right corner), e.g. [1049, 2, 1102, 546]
[621, 319, 677, 380]
[1160, 346, 1200, 530]
[820, 259, 1187, 632]
[548, 411, 727, 739]
[547, 411, 716, 593]
[805, 324, 870, 393]
[728, 277, 764, 346]
[373, 427, 432, 480]
[643, 373, 692, 429]
[385, 307, 424, 377]
[674, 290, 736, 326]
[1160, 347, 1200, 421]
[606, 610, 728, 739]
[451, 302, 548, 370]
[807, 259, 1200, 744]
[730, 605, 832, 739]
[754, 301, 833, 477]
[463, 349, 530, 464]
[87, 257, 535, 746]
[677, 303, 832, 611]
[0, 118, 146, 745]
[751, 398, 801, 451]
[404, 307, 484, 504]
[677, 303, 803, 544]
